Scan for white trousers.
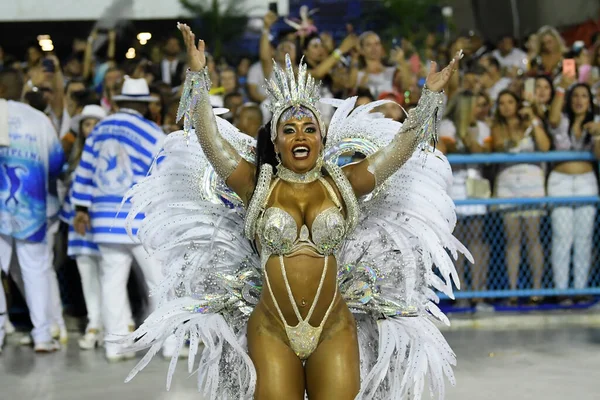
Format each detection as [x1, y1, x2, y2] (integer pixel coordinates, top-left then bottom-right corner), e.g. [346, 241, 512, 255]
[548, 171, 599, 289]
[0, 274, 6, 345]
[0, 234, 53, 343]
[8, 222, 65, 329]
[76, 255, 102, 329]
[47, 221, 65, 328]
[98, 244, 162, 352]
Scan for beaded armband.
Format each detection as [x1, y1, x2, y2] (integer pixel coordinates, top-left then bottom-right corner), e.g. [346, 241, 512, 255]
[244, 164, 274, 240]
[366, 87, 445, 187]
[177, 68, 242, 181]
[177, 67, 211, 143]
[324, 162, 359, 235]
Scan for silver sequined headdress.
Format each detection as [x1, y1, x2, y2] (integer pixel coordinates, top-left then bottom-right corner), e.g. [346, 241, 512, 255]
[265, 54, 325, 141]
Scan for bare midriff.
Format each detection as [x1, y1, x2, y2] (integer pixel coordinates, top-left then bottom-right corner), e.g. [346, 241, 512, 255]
[260, 252, 340, 330]
[553, 161, 594, 175]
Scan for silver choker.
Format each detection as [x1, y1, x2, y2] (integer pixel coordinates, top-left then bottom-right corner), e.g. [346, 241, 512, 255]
[276, 159, 323, 183]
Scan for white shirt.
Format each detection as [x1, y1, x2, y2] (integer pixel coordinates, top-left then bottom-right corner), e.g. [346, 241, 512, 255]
[247, 62, 268, 99]
[488, 77, 512, 103]
[439, 119, 490, 215]
[356, 66, 397, 99]
[161, 59, 179, 85]
[492, 48, 528, 70]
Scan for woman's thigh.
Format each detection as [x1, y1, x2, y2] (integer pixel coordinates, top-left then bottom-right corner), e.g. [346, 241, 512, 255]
[247, 304, 306, 400]
[305, 303, 360, 400]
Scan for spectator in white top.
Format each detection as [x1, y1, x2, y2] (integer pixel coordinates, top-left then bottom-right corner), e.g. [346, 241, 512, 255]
[354, 31, 408, 99]
[437, 90, 492, 304]
[492, 35, 528, 71]
[480, 56, 512, 103]
[547, 81, 600, 294]
[158, 36, 185, 88]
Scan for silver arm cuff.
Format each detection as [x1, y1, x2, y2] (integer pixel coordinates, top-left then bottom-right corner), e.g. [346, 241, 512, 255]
[177, 68, 241, 181]
[366, 87, 444, 186]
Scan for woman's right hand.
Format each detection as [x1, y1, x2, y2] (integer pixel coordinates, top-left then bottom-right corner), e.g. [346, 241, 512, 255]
[558, 73, 576, 89]
[177, 23, 206, 72]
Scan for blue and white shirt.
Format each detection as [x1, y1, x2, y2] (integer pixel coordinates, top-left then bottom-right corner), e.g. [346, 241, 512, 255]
[71, 109, 165, 244]
[60, 179, 101, 257]
[0, 101, 64, 242]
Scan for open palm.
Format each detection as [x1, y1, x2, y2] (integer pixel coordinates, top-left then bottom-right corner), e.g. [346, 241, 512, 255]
[177, 22, 206, 72]
[425, 50, 463, 92]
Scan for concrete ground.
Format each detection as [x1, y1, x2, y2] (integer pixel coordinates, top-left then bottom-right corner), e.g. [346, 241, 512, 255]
[1, 323, 598, 400]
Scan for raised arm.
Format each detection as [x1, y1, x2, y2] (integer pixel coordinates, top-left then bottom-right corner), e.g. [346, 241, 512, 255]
[344, 52, 462, 197]
[178, 24, 256, 204]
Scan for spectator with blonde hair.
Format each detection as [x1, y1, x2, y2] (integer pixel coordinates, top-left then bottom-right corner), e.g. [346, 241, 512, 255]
[530, 26, 568, 79]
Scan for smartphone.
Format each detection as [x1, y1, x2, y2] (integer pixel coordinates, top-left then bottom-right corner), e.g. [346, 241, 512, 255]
[268, 2, 278, 14]
[563, 58, 576, 78]
[524, 78, 535, 97]
[41, 58, 55, 73]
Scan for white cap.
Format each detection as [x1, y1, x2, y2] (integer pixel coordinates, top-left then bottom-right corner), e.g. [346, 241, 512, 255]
[71, 104, 107, 134]
[112, 76, 156, 102]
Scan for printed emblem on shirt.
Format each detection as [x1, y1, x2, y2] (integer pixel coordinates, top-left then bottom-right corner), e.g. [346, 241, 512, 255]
[94, 139, 134, 195]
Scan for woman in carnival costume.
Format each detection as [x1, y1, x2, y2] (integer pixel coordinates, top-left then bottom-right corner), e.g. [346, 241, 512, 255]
[120, 23, 468, 399]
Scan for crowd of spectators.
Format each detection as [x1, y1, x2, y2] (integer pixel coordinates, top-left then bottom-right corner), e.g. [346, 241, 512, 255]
[2, 9, 600, 356]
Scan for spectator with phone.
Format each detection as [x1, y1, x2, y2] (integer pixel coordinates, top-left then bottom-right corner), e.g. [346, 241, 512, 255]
[530, 26, 567, 79]
[522, 75, 555, 126]
[437, 90, 492, 308]
[547, 80, 600, 296]
[491, 90, 550, 304]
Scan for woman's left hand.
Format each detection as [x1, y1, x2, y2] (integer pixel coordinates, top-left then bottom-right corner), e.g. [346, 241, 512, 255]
[584, 121, 600, 136]
[425, 50, 463, 92]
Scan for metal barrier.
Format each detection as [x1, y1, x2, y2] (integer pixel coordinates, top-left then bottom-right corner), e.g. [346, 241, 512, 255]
[446, 151, 600, 301]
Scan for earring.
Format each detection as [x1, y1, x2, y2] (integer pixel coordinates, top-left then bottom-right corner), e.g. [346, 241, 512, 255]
[275, 152, 282, 165]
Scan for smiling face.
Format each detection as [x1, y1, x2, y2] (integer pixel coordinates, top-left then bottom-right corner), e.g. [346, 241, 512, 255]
[274, 107, 322, 173]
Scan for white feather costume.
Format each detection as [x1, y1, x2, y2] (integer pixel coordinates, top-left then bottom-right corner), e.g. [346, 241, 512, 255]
[119, 56, 471, 399]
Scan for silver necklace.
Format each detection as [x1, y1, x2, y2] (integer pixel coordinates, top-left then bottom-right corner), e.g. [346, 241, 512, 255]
[276, 158, 323, 184]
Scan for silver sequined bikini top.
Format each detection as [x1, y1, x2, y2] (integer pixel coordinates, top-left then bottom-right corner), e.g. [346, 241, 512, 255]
[244, 162, 360, 260]
[256, 177, 346, 257]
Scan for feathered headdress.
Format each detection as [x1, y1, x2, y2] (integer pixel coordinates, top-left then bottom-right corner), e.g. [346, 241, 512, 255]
[265, 54, 325, 141]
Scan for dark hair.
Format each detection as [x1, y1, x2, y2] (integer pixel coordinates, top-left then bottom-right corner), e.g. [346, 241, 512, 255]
[487, 56, 501, 71]
[466, 65, 486, 76]
[224, 91, 243, 106]
[493, 89, 521, 125]
[498, 34, 515, 45]
[254, 122, 278, 187]
[534, 74, 555, 105]
[0, 68, 23, 100]
[64, 77, 86, 94]
[356, 88, 375, 102]
[565, 83, 595, 146]
[302, 33, 320, 52]
[70, 89, 100, 108]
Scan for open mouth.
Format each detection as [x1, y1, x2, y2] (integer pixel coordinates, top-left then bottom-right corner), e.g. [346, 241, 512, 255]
[292, 145, 310, 160]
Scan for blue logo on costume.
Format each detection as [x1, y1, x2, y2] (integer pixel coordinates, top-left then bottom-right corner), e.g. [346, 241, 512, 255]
[94, 139, 133, 195]
[3, 164, 26, 207]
